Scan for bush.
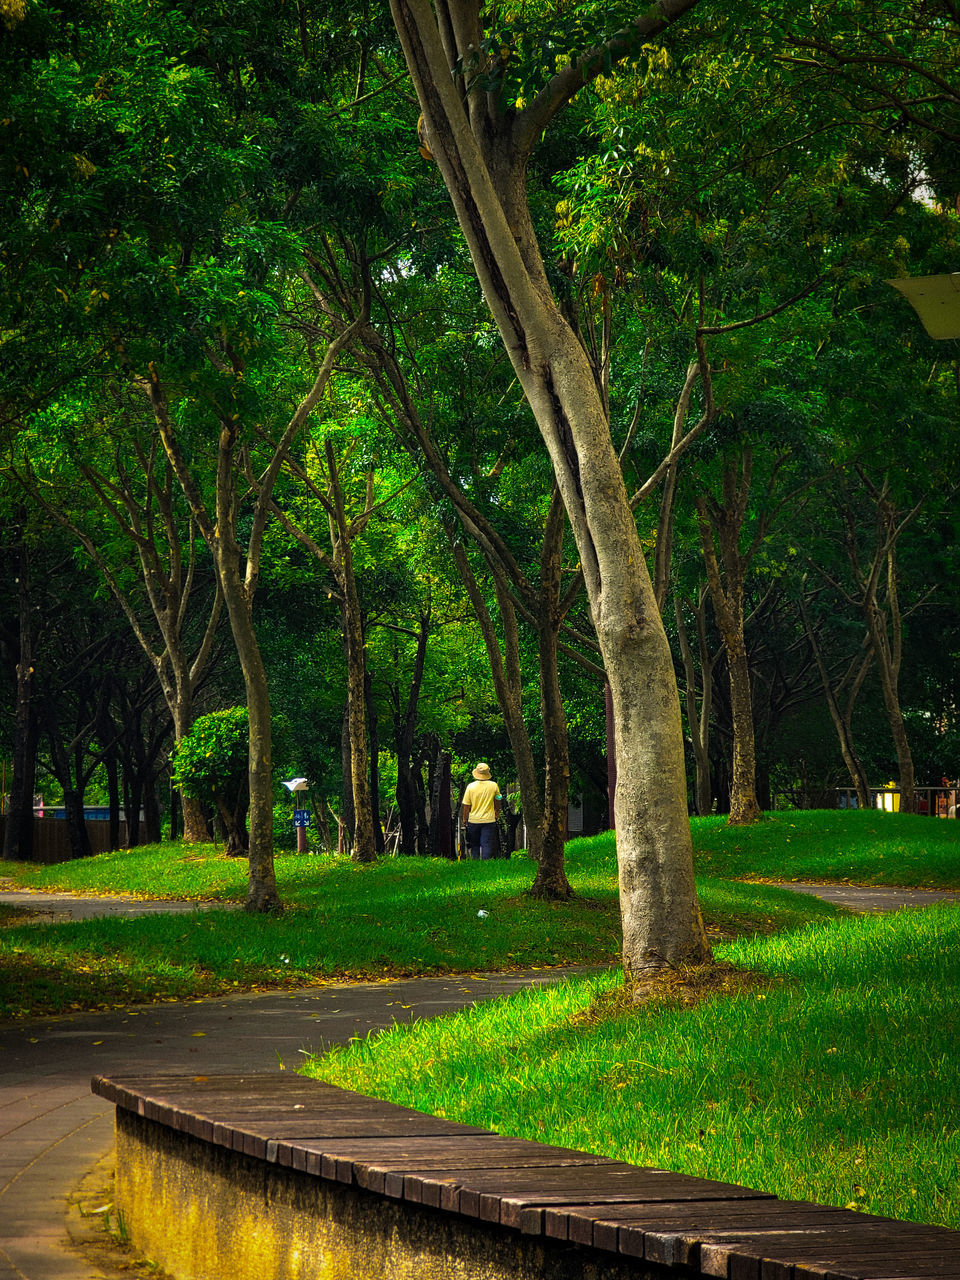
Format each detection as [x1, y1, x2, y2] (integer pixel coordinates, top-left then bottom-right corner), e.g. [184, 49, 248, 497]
[172, 708, 249, 855]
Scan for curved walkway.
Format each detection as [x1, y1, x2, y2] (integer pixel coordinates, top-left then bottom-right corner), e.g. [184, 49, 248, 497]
[1, 880, 955, 1280]
[0, 964, 581, 1280]
[767, 880, 960, 912]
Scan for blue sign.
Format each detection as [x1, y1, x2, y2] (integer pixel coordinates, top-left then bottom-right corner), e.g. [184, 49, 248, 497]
[293, 809, 311, 828]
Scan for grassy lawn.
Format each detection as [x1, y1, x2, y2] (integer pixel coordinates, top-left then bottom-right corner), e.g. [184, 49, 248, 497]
[305, 904, 960, 1231]
[1, 809, 957, 1019]
[0, 829, 846, 1019]
[689, 808, 960, 887]
[2, 810, 957, 1229]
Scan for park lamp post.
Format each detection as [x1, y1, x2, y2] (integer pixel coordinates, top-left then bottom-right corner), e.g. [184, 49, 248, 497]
[282, 777, 310, 852]
[888, 272, 960, 340]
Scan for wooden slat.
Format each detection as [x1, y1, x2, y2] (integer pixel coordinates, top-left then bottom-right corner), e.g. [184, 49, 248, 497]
[557, 1198, 872, 1252]
[702, 1228, 960, 1280]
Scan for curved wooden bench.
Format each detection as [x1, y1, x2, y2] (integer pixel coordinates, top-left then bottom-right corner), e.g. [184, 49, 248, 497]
[92, 1073, 960, 1280]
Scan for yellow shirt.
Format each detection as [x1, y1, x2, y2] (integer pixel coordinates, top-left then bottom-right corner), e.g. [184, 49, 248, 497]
[462, 779, 499, 823]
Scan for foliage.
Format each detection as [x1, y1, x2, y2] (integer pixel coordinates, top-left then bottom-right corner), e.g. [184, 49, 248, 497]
[171, 707, 249, 802]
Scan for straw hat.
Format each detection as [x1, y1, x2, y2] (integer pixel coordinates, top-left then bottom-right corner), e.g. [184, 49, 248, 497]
[472, 762, 491, 780]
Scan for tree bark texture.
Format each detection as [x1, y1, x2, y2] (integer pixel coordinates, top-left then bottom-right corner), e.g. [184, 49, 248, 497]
[391, 0, 710, 971]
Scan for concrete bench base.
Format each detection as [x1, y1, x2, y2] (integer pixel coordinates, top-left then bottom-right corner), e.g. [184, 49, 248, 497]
[115, 1108, 647, 1280]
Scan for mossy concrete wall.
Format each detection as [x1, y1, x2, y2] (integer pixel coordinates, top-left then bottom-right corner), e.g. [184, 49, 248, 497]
[114, 1110, 664, 1280]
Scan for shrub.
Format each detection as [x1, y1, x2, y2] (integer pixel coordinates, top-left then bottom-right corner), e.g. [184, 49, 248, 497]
[173, 708, 249, 856]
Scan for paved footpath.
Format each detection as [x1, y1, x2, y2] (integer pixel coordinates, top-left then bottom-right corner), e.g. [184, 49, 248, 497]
[768, 880, 960, 912]
[0, 892, 582, 1280]
[0, 881, 955, 1280]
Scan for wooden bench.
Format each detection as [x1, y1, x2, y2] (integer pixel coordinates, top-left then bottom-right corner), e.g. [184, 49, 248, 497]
[92, 1072, 960, 1280]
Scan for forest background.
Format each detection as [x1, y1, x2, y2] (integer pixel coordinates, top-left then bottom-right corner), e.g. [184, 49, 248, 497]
[1, 0, 959, 929]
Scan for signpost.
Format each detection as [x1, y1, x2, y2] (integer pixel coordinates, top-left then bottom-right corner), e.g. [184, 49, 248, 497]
[283, 777, 310, 852]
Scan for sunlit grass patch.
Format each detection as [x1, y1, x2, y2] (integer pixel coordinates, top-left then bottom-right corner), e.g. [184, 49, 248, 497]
[0, 841, 842, 1017]
[689, 809, 960, 887]
[304, 905, 960, 1230]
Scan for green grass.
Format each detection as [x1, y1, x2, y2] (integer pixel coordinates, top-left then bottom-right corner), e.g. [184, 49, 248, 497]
[304, 904, 960, 1231]
[3, 807, 955, 1020]
[0, 839, 842, 1018]
[689, 808, 960, 887]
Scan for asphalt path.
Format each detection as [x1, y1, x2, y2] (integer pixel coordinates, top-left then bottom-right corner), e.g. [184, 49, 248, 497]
[1, 879, 956, 1280]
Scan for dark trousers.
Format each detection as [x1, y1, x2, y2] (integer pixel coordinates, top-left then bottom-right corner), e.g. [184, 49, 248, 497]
[466, 821, 497, 860]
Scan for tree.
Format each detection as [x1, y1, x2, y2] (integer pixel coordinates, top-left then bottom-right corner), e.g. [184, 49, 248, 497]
[387, 0, 712, 972]
[10, 404, 224, 842]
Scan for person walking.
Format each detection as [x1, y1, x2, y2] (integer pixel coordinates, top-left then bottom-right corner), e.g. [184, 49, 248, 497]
[461, 762, 501, 860]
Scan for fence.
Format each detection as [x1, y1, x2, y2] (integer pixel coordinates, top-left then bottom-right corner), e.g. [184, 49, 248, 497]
[0, 816, 127, 863]
[773, 787, 957, 816]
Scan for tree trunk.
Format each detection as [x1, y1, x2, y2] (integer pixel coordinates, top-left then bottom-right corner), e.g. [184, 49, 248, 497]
[172, 699, 212, 842]
[448, 538, 546, 864]
[726, 643, 761, 823]
[674, 590, 715, 816]
[391, 0, 710, 973]
[341, 598, 376, 862]
[364, 669, 385, 855]
[105, 748, 121, 851]
[143, 776, 162, 843]
[842, 480, 920, 813]
[3, 554, 38, 861]
[695, 462, 762, 826]
[529, 601, 576, 901]
[394, 610, 430, 856]
[800, 595, 871, 809]
[340, 704, 355, 845]
[216, 545, 280, 908]
[865, 547, 915, 810]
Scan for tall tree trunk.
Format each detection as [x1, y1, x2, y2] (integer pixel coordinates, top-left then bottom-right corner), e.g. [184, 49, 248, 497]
[531, 616, 571, 897]
[105, 747, 121, 851]
[800, 594, 872, 808]
[46, 721, 94, 861]
[143, 776, 162, 843]
[865, 543, 915, 810]
[449, 539, 545, 864]
[364, 669, 385, 855]
[172, 695, 214, 842]
[332, 510, 376, 863]
[674, 589, 716, 816]
[144, 305, 366, 908]
[216, 541, 280, 908]
[3, 550, 38, 861]
[340, 703, 355, 845]
[391, 0, 710, 973]
[840, 476, 922, 813]
[529, 498, 572, 898]
[394, 610, 430, 856]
